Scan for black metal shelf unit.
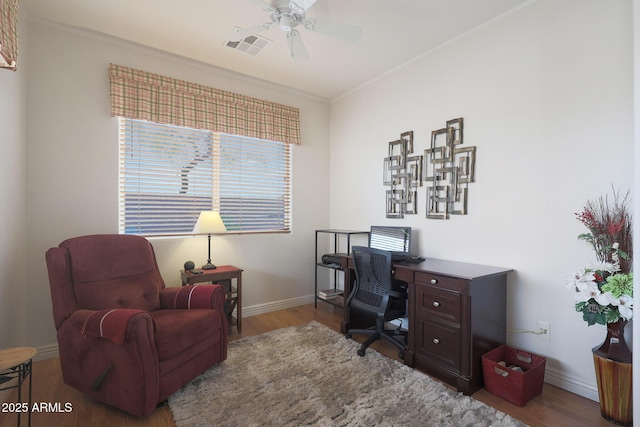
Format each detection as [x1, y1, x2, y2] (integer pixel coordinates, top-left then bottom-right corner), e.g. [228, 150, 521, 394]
[314, 229, 369, 308]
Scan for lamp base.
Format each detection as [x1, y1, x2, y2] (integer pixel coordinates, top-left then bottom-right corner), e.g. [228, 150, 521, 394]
[202, 262, 217, 270]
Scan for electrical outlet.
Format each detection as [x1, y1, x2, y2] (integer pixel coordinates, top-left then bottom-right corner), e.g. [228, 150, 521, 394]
[537, 321, 550, 340]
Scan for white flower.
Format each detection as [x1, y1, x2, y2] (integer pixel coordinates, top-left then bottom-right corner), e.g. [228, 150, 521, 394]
[566, 268, 596, 290]
[589, 261, 620, 274]
[606, 293, 634, 320]
[574, 281, 610, 305]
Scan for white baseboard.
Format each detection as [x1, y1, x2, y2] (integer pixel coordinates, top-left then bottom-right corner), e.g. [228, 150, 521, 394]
[544, 365, 599, 402]
[33, 343, 59, 362]
[31, 295, 600, 405]
[242, 294, 316, 318]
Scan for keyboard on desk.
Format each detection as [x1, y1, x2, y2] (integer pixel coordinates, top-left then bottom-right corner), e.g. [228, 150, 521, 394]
[399, 255, 425, 263]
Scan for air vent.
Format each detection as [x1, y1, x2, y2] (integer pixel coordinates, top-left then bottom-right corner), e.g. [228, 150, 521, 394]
[224, 29, 271, 56]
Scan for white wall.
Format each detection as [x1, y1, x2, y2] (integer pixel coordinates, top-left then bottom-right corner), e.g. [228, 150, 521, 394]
[25, 21, 331, 350]
[0, 7, 27, 349]
[330, 0, 633, 401]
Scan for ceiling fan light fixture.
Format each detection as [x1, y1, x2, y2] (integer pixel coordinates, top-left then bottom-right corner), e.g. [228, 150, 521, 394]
[279, 15, 293, 32]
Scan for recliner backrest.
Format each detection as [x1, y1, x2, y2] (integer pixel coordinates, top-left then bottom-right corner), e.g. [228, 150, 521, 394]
[46, 235, 165, 328]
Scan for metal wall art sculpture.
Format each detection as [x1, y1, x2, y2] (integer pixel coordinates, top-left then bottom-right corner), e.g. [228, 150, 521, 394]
[382, 118, 476, 220]
[424, 118, 475, 219]
[383, 131, 423, 218]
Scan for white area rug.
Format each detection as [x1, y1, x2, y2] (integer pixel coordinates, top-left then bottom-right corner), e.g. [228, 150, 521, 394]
[168, 321, 526, 427]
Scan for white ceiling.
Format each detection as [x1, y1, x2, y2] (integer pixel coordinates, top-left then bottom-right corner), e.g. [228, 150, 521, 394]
[23, 0, 529, 100]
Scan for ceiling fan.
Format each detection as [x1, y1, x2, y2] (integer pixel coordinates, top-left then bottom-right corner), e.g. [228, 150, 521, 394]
[227, 0, 361, 61]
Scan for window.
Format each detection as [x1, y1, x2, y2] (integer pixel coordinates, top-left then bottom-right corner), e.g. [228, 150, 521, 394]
[119, 118, 291, 235]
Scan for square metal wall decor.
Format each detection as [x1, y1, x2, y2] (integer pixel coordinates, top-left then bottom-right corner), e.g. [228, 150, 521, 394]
[383, 131, 423, 218]
[383, 118, 476, 220]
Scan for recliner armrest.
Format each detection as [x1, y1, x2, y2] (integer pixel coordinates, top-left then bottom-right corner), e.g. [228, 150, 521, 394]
[159, 284, 226, 311]
[80, 308, 148, 344]
[66, 309, 154, 344]
[57, 309, 160, 417]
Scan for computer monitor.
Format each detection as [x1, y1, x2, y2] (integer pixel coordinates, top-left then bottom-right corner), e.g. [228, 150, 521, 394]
[368, 226, 411, 259]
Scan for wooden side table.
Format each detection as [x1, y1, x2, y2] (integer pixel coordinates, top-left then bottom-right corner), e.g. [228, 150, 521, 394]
[181, 265, 243, 333]
[0, 347, 36, 427]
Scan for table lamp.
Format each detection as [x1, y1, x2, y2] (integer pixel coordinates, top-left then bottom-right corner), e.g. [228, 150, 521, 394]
[193, 211, 227, 269]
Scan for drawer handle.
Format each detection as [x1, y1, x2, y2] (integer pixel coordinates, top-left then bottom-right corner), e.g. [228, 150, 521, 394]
[432, 301, 440, 308]
[430, 279, 438, 285]
[433, 338, 440, 344]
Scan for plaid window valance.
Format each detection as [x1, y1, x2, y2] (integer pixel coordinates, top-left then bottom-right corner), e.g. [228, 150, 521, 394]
[109, 64, 301, 145]
[0, 0, 19, 71]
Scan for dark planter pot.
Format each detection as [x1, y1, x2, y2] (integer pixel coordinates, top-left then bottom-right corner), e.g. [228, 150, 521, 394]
[592, 320, 633, 426]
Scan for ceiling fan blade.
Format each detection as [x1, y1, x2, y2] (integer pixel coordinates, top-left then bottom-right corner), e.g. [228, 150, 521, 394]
[287, 30, 309, 61]
[227, 23, 273, 42]
[249, 0, 276, 13]
[304, 18, 361, 42]
[289, 0, 318, 14]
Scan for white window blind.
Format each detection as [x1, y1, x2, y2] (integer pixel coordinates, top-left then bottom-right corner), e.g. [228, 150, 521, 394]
[214, 134, 291, 232]
[119, 118, 291, 235]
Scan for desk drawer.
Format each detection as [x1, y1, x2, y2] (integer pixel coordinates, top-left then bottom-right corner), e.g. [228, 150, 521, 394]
[415, 285, 462, 326]
[393, 266, 413, 283]
[415, 317, 461, 372]
[415, 272, 466, 293]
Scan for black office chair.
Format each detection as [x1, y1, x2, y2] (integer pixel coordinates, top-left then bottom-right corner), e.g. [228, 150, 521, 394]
[345, 246, 408, 358]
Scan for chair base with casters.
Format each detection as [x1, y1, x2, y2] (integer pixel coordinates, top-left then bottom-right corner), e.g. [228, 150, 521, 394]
[346, 316, 407, 358]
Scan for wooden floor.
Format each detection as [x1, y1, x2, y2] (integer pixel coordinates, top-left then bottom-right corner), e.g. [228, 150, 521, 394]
[0, 303, 611, 427]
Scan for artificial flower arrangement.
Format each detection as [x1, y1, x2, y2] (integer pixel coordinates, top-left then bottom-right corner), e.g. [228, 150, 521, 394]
[567, 189, 633, 326]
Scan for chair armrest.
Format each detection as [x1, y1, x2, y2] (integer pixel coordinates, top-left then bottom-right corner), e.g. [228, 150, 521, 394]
[57, 309, 159, 416]
[64, 309, 155, 344]
[80, 308, 148, 344]
[159, 284, 226, 311]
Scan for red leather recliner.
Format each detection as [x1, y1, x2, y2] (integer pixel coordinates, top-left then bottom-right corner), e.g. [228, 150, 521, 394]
[45, 234, 228, 416]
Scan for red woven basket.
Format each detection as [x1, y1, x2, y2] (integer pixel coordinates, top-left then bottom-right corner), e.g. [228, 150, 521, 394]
[481, 345, 546, 406]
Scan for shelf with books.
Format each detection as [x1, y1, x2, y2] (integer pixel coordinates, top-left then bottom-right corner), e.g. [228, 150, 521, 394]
[314, 229, 368, 309]
[317, 292, 345, 308]
[317, 288, 343, 301]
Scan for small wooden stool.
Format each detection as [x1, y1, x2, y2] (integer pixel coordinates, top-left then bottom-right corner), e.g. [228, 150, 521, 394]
[0, 347, 37, 427]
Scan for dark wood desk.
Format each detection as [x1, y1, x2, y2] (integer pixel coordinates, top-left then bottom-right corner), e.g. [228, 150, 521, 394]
[181, 266, 243, 333]
[341, 256, 512, 395]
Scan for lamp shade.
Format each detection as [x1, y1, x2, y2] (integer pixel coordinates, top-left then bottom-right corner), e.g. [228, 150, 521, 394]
[193, 211, 227, 234]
